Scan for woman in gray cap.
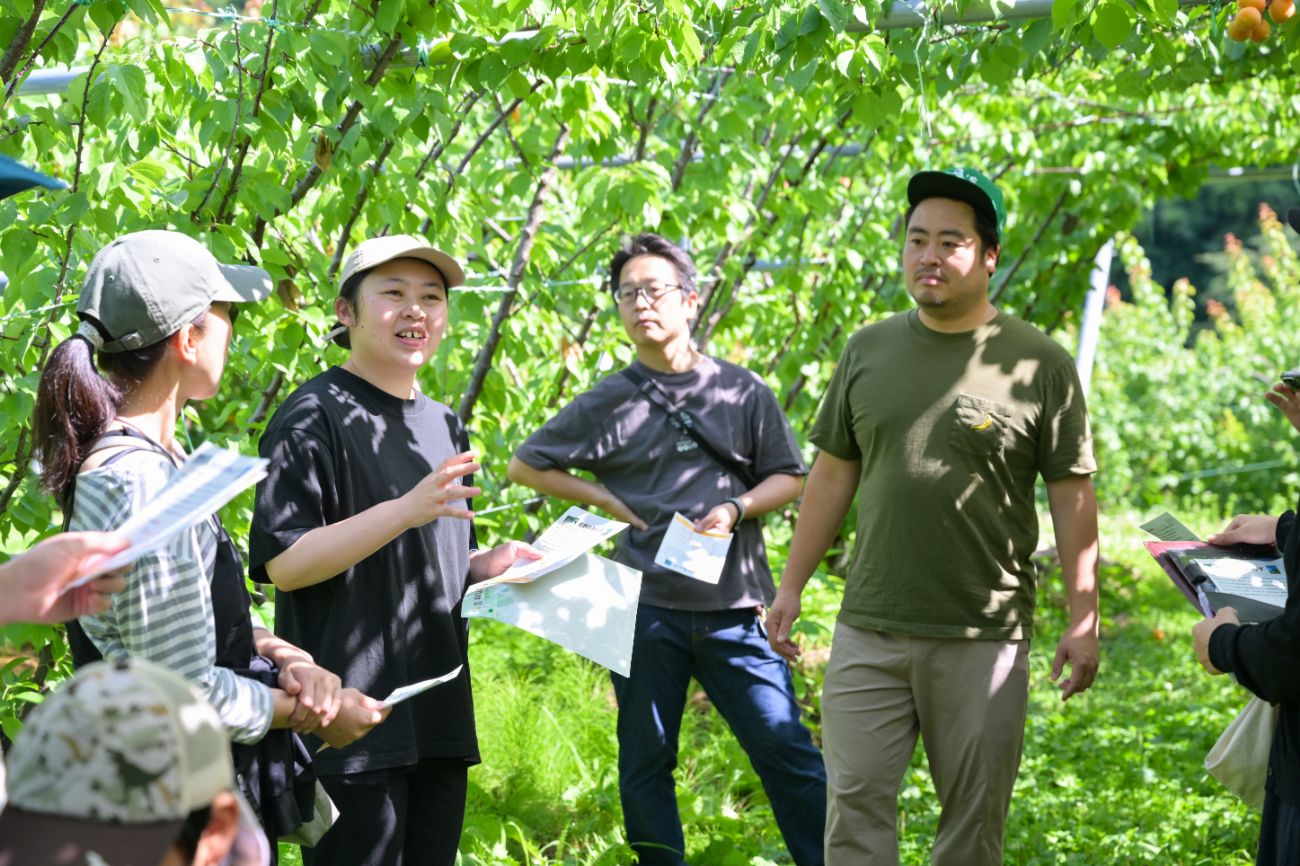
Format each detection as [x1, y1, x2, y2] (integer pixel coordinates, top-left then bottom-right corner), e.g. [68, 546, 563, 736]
[32, 230, 387, 854]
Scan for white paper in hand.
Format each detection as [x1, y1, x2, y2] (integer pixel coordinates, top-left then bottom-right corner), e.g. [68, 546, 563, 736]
[653, 512, 733, 584]
[463, 552, 642, 676]
[381, 665, 463, 709]
[67, 442, 268, 589]
[478, 505, 627, 587]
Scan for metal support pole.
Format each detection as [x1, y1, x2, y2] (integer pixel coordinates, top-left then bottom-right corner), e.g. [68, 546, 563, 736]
[1075, 238, 1114, 395]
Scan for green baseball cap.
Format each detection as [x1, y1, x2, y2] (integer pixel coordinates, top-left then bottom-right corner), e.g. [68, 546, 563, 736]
[0, 658, 269, 866]
[907, 167, 1006, 240]
[77, 230, 273, 353]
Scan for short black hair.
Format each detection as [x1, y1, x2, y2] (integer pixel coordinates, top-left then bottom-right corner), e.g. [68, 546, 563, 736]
[609, 234, 698, 297]
[903, 201, 1001, 265]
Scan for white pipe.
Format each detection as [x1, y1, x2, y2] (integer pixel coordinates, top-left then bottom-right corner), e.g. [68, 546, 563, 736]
[1075, 238, 1114, 395]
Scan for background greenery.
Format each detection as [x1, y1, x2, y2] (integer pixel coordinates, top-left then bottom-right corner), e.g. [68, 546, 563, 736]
[3, 0, 1300, 860]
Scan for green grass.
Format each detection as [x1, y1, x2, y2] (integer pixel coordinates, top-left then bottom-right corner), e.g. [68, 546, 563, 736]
[278, 510, 1261, 865]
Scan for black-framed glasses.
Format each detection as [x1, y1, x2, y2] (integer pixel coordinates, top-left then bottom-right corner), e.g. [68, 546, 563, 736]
[614, 282, 683, 305]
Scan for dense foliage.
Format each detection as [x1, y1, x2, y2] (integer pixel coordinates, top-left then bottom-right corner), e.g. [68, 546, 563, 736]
[3, 0, 1300, 860]
[1089, 203, 1300, 512]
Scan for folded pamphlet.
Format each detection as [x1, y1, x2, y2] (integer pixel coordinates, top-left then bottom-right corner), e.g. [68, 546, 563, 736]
[67, 442, 268, 589]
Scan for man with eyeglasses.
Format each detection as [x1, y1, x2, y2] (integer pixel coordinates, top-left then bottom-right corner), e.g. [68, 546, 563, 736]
[508, 233, 827, 866]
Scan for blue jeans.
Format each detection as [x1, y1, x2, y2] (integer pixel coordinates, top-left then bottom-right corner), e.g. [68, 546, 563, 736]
[611, 604, 827, 866]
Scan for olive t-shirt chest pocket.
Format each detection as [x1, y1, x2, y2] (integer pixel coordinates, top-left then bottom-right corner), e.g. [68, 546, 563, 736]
[948, 393, 1014, 456]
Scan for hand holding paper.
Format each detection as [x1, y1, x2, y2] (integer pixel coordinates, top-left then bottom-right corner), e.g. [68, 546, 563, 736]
[67, 442, 268, 590]
[655, 512, 733, 585]
[477, 506, 627, 588]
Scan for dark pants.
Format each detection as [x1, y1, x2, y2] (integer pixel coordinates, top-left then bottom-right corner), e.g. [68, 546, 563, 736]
[1259, 791, 1300, 866]
[301, 757, 469, 866]
[611, 605, 828, 866]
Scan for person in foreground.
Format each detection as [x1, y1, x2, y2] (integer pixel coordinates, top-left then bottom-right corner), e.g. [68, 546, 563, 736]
[250, 234, 540, 866]
[0, 658, 271, 866]
[767, 168, 1101, 865]
[1192, 205, 1300, 866]
[508, 233, 827, 866]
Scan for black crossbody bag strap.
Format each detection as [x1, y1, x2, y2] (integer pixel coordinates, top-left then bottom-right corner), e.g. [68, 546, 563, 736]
[620, 367, 757, 489]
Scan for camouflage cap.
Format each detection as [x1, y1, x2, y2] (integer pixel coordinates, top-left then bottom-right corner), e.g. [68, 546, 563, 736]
[0, 658, 269, 866]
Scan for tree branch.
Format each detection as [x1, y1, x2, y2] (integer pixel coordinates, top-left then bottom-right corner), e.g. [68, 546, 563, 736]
[0, 0, 48, 99]
[3, 0, 80, 108]
[214, 0, 284, 224]
[669, 71, 727, 191]
[457, 125, 570, 424]
[251, 32, 405, 247]
[191, 19, 245, 222]
[418, 84, 541, 235]
[327, 139, 396, 280]
[990, 187, 1069, 304]
[0, 27, 112, 518]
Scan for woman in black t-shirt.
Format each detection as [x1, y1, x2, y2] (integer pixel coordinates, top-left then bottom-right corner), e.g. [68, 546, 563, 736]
[249, 235, 538, 866]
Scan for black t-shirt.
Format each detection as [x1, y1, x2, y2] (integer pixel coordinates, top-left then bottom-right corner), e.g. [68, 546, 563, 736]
[248, 366, 478, 775]
[514, 357, 806, 610]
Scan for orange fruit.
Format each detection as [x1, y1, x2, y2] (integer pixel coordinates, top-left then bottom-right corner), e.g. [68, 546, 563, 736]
[1234, 6, 1264, 29]
[1240, 0, 1266, 11]
[1252, 15, 1273, 37]
[1271, 0, 1295, 22]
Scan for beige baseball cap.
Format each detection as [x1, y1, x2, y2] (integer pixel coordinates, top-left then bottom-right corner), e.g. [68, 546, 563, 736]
[337, 234, 465, 290]
[77, 230, 273, 352]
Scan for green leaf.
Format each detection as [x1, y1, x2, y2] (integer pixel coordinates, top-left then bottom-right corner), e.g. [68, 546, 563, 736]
[786, 57, 819, 91]
[106, 64, 148, 121]
[798, 5, 824, 36]
[818, 0, 851, 32]
[774, 14, 800, 50]
[1053, 0, 1080, 31]
[1093, 0, 1135, 49]
[374, 0, 403, 35]
[981, 44, 1021, 85]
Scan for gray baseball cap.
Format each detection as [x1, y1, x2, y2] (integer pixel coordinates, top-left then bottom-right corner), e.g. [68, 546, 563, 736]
[77, 230, 273, 352]
[0, 658, 269, 866]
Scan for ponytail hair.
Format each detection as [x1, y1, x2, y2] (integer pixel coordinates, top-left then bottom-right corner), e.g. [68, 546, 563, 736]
[34, 315, 201, 506]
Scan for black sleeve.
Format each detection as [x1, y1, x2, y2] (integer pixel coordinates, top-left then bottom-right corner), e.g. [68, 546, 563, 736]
[1209, 508, 1300, 703]
[513, 390, 607, 473]
[749, 375, 807, 481]
[247, 427, 337, 584]
[1278, 510, 1296, 549]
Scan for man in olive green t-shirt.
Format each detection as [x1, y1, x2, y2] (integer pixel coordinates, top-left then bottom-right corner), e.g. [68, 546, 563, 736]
[767, 168, 1100, 866]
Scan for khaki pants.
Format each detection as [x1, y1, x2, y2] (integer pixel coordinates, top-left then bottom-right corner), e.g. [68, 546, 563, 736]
[822, 622, 1030, 866]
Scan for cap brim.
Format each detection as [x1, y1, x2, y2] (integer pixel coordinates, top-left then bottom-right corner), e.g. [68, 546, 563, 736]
[907, 171, 998, 233]
[1288, 208, 1300, 236]
[0, 794, 269, 866]
[214, 262, 274, 304]
[0, 806, 183, 865]
[405, 248, 466, 289]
